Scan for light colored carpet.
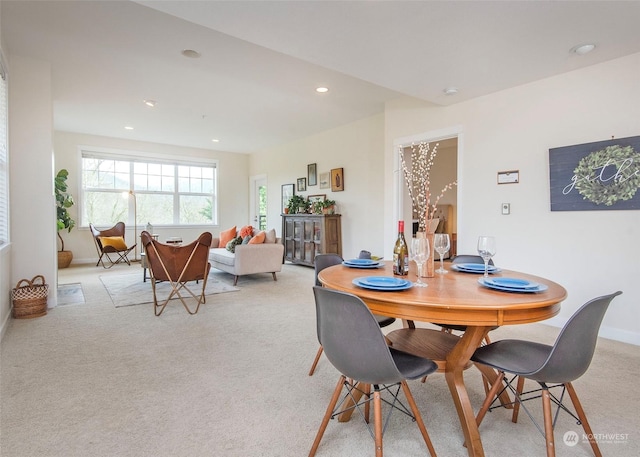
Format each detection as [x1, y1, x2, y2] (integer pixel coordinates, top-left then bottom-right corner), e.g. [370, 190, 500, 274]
[1, 263, 638, 457]
[100, 273, 239, 307]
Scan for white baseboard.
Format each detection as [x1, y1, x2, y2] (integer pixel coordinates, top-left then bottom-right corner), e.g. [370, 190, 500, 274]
[545, 316, 640, 346]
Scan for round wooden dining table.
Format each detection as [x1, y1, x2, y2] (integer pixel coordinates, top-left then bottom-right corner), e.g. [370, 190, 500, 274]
[318, 261, 567, 457]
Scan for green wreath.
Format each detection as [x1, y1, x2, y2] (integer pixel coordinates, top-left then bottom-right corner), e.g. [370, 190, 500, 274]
[574, 145, 640, 206]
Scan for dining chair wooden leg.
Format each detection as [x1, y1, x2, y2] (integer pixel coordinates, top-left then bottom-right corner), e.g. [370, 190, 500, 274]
[309, 375, 345, 457]
[476, 370, 506, 426]
[401, 380, 437, 457]
[511, 376, 525, 423]
[566, 382, 602, 457]
[541, 387, 556, 457]
[308, 346, 324, 376]
[373, 389, 383, 457]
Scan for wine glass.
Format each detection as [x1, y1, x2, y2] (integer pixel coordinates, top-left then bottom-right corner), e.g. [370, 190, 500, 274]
[410, 236, 429, 287]
[434, 233, 450, 274]
[477, 236, 497, 278]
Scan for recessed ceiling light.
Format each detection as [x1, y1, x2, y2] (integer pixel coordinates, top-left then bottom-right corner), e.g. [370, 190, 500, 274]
[316, 87, 329, 93]
[124, 126, 134, 130]
[571, 44, 596, 55]
[211, 139, 219, 143]
[181, 49, 201, 58]
[143, 99, 156, 107]
[443, 87, 458, 96]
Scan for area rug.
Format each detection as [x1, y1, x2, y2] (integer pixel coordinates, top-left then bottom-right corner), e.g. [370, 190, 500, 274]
[57, 283, 85, 306]
[100, 273, 239, 308]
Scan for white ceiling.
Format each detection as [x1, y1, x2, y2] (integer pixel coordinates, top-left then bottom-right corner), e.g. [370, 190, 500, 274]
[3, 1, 640, 154]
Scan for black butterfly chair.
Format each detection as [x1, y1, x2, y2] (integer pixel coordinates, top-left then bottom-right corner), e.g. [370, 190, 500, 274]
[308, 254, 396, 376]
[472, 291, 622, 457]
[309, 286, 438, 457]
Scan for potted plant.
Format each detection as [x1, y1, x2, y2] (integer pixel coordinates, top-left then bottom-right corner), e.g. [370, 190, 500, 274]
[321, 199, 336, 214]
[55, 169, 75, 268]
[287, 195, 309, 214]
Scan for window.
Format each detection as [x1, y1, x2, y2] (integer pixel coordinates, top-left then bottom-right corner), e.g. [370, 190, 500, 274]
[81, 150, 217, 227]
[0, 54, 8, 246]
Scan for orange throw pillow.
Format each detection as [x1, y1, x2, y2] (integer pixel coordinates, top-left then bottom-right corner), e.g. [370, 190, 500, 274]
[218, 226, 237, 247]
[248, 231, 266, 244]
[239, 225, 254, 238]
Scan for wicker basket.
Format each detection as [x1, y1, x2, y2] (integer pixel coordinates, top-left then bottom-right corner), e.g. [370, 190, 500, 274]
[11, 275, 48, 319]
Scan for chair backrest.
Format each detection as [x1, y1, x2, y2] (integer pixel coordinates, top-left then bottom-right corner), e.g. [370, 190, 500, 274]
[452, 254, 494, 266]
[530, 291, 622, 383]
[314, 254, 344, 286]
[312, 286, 403, 385]
[89, 222, 127, 251]
[141, 231, 212, 282]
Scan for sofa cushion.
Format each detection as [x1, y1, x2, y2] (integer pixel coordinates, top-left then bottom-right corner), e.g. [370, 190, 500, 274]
[242, 235, 252, 244]
[248, 231, 265, 244]
[219, 226, 237, 247]
[239, 225, 254, 238]
[99, 236, 128, 250]
[265, 228, 277, 244]
[226, 236, 243, 253]
[209, 248, 235, 267]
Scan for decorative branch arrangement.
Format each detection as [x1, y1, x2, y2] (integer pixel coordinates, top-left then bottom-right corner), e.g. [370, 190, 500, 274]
[399, 142, 457, 233]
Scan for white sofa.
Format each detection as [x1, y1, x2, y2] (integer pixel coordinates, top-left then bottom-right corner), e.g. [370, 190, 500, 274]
[209, 237, 284, 286]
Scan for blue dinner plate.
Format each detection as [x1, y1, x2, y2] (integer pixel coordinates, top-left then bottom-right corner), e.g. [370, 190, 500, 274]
[356, 276, 410, 288]
[478, 277, 547, 293]
[343, 260, 382, 269]
[483, 277, 539, 289]
[344, 258, 379, 266]
[452, 263, 501, 274]
[353, 277, 413, 291]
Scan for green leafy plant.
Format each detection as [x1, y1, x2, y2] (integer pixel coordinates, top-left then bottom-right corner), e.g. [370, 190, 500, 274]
[287, 195, 309, 214]
[55, 169, 75, 252]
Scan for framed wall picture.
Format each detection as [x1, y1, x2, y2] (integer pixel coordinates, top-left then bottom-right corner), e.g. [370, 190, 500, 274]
[297, 177, 307, 192]
[331, 167, 344, 191]
[307, 163, 317, 186]
[307, 194, 326, 204]
[549, 135, 640, 211]
[281, 183, 294, 213]
[319, 172, 330, 189]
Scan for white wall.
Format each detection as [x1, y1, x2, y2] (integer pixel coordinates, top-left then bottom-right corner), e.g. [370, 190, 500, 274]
[384, 53, 640, 345]
[53, 132, 250, 264]
[250, 113, 385, 259]
[8, 55, 57, 308]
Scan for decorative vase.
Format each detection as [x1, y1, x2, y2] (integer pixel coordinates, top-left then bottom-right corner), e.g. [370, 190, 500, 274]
[425, 232, 435, 278]
[416, 231, 435, 278]
[57, 250, 73, 269]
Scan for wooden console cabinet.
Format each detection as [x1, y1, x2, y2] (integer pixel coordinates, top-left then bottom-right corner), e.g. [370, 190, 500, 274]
[282, 214, 342, 266]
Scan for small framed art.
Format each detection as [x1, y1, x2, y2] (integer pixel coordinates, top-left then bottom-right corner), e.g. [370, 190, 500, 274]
[307, 194, 326, 204]
[319, 172, 330, 189]
[307, 163, 317, 186]
[297, 177, 307, 192]
[281, 183, 294, 213]
[331, 167, 344, 191]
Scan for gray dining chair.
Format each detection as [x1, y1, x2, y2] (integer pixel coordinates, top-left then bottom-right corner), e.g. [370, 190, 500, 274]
[308, 254, 396, 376]
[309, 286, 438, 457]
[472, 291, 622, 457]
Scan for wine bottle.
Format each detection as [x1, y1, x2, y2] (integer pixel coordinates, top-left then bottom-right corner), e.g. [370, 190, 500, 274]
[393, 220, 409, 275]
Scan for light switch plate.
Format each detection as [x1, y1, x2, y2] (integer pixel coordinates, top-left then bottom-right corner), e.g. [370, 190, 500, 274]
[502, 203, 510, 215]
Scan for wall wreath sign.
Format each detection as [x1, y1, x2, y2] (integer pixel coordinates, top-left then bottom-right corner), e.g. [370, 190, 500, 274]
[549, 135, 640, 211]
